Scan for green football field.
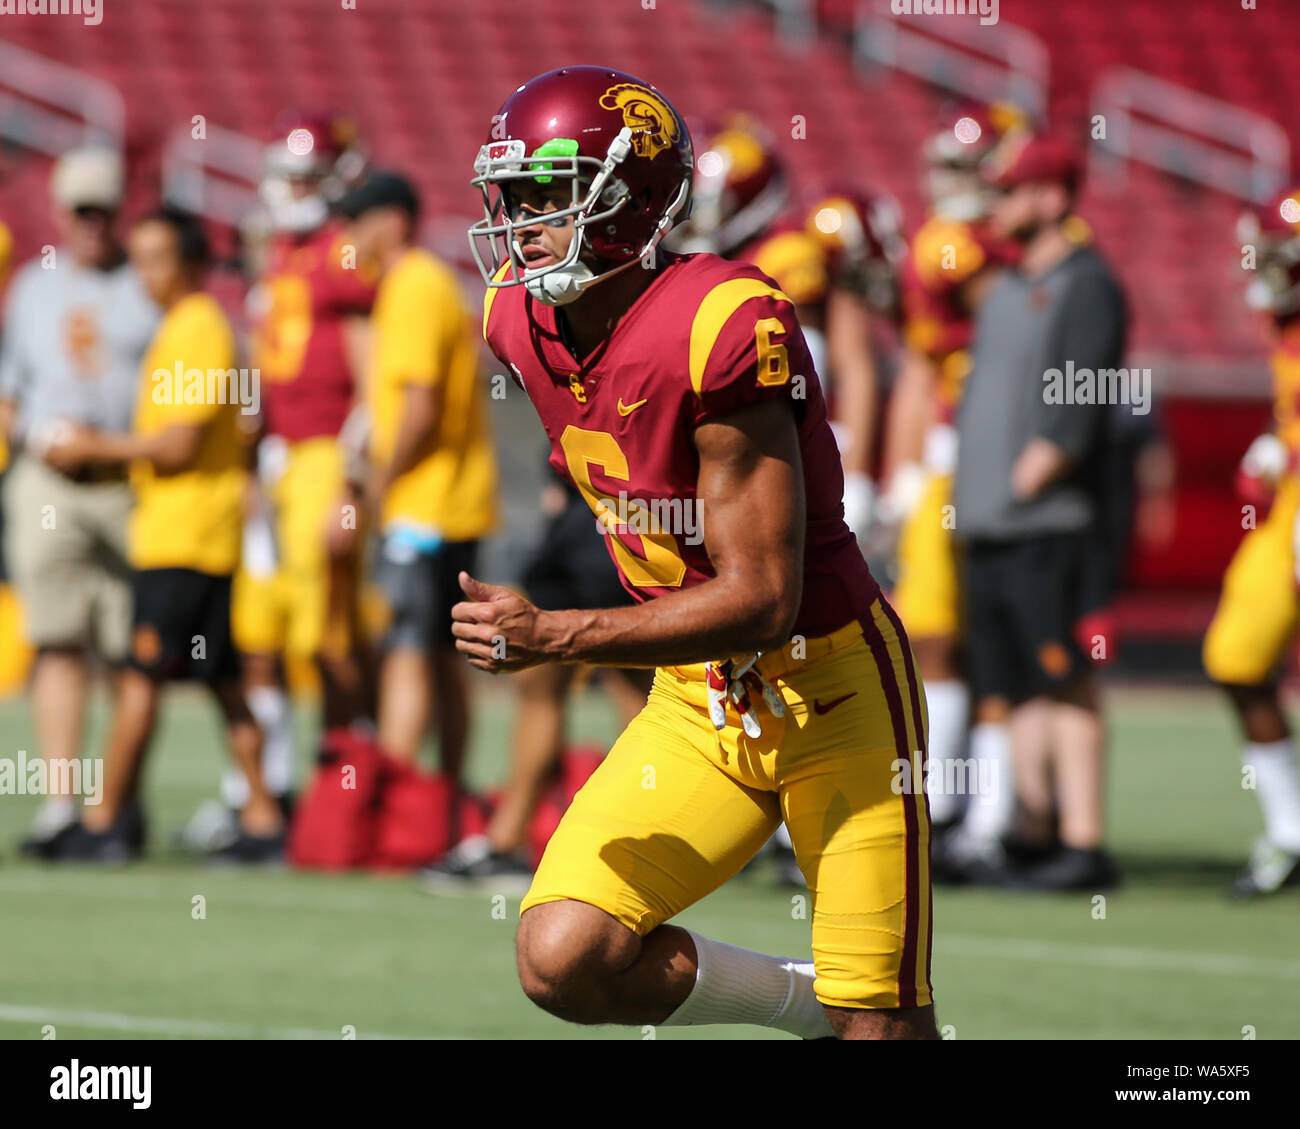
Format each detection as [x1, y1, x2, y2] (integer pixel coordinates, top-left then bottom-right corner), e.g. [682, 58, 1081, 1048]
[0, 681, 1296, 1041]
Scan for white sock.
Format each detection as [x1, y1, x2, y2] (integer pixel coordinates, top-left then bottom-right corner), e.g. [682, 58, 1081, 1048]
[923, 679, 969, 824]
[1244, 740, 1300, 852]
[662, 930, 835, 1039]
[962, 721, 1015, 844]
[31, 796, 76, 836]
[221, 686, 294, 807]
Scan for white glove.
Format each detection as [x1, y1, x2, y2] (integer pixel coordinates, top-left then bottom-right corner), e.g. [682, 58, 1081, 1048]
[706, 654, 785, 739]
[256, 434, 289, 488]
[877, 462, 928, 527]
[1241, 433, 1289, 485]
[241, 506, 279, 578]
[922, 423, 958, 475]
[842, 472, 877, 539]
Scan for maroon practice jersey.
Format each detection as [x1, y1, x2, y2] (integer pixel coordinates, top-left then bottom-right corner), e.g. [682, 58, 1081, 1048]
[483, 251, 880, 639]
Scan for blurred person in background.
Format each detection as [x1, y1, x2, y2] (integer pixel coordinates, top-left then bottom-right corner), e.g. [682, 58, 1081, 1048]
[0, 146, 160, 854]
[340, 170, 499, 791]
[423, 462, 649, 891]
[233, 109, 377, 754]
[951, 134, 1125, 890]
[877, 104, 1026, 861]
[0, 209, 35, 697]
[1202, 185, 1300, 898]
[668, 116, 891, 541]
[39, 208, 284, 862]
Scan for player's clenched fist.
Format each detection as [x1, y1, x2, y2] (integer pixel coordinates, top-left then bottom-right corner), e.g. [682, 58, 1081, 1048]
[451, 572, 555, 673]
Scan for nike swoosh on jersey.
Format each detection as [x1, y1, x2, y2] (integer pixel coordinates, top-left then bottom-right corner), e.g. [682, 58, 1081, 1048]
[617, 397, 649, 416]
[812, 692, 857, 715]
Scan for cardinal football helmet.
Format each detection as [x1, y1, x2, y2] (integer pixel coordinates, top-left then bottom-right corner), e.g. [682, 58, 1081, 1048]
[667, 112, 789, 257]
[260, 109, 366, 233]
[468, 66, 694, 306]
[805, 186, 906, 315]
[1238, 187, 1300, 316]
[923, 102, 1030, 222]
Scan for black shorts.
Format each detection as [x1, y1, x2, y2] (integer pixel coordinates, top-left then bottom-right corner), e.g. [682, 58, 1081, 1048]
[961, 533, 1091, 705]
[128, 568, 238, 685]
[522, 493, 633, 612]
[375, 538, 478, 653]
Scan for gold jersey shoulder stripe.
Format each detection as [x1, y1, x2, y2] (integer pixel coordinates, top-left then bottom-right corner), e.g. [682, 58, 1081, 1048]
[689, 277, 791, 397]
[481, 261, 515, 341]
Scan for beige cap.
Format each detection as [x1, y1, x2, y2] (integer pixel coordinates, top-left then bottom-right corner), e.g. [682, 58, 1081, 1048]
[51, 146, 125, 211]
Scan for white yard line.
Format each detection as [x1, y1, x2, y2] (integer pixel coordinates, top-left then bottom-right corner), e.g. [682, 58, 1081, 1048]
[0, 1002, 422, 1040]
[940, 934, 1300, 981]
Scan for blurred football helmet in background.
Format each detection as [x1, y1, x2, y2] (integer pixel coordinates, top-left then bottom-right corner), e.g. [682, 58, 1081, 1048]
[923, 101, 1030, 223]
[1239, 187, 1300, 317]
[260, 109, 367, 234]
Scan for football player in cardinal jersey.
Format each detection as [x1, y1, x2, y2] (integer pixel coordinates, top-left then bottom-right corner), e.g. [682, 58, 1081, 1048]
[235, 112, 377, 772]
[458, 66, 935, 1040]
[878, 104, 1026, 878]
[669, 118, 901, 542]
[1203, 186, 1300, 897]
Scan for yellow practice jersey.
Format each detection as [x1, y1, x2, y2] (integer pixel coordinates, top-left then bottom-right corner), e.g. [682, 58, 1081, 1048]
[129, 293, 246, 575]
[1271, 322, 1300, 454]
[369, 248, 498, 539]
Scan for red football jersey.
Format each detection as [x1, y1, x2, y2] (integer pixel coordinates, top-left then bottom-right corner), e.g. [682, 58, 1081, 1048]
[483, 252, 880, 640]
[251, 222, 376, 442]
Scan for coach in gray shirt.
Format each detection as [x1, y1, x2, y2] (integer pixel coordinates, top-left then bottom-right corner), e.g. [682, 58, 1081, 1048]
[950, 135, 1127, 892]
[0, 147, 159, 851]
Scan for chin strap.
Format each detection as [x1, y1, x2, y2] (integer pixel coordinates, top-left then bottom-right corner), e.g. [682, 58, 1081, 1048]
[523, 253, 648, 307]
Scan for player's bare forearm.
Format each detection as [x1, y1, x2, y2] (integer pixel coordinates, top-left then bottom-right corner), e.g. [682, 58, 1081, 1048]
[452, 400, 806, 672]
[541, 571, 795, 668]
[826, 289, 878, 476]
[881, 348, 935, 481]
[386, 382, 441, 482]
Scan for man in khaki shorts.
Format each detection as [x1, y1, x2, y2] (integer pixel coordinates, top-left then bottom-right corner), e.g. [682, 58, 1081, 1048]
[0, 147, 159, 850]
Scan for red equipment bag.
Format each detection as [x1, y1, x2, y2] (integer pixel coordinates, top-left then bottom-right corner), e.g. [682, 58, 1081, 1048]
[287, 728, 385, 870]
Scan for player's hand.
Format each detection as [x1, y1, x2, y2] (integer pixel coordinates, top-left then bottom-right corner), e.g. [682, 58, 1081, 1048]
[41, 422, 98, 473]
[451, 572, 553, 673]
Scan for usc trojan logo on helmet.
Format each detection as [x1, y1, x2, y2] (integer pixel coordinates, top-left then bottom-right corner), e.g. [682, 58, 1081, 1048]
[598, 83, 680, 160]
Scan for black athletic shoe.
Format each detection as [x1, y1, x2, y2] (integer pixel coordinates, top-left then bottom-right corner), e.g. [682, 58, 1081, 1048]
[18, 799, 89, 858]
[1009, 846, 1120, 892]
[1229, 838, 1300, 900]
[1001, 835, 1060, 870]
[47, 823, 139, 864]
[419, 835, 534, 894]
[931, 828, 1015, 886]
[204, 827, 286, 866]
